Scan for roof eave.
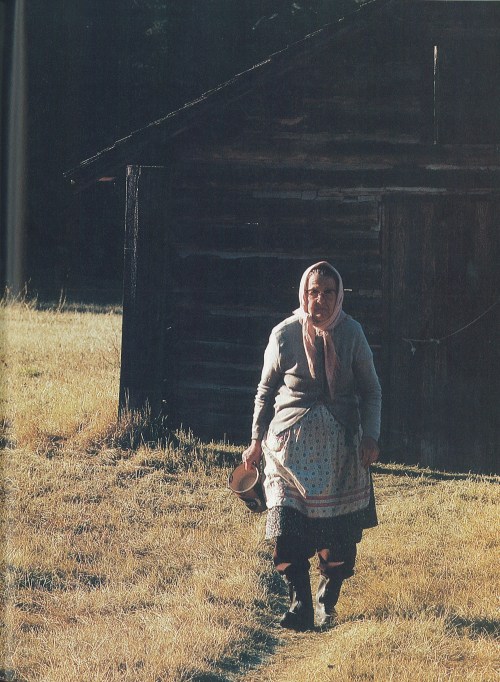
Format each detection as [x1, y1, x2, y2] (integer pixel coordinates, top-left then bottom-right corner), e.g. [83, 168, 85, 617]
[64, 0, 396, 191]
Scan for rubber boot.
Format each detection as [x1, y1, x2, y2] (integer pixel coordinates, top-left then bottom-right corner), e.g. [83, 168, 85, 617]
[315, 574, 343, 629]
[280, 570, 314, 632]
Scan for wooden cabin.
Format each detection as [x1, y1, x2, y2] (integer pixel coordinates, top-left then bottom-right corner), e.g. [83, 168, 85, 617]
[66, 0, 500, 474]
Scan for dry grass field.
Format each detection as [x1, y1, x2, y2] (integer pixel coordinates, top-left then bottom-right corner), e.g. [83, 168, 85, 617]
[1, 297, 499, 681]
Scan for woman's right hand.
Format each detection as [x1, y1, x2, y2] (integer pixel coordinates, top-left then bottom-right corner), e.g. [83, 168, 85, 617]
[242, 440, 263, 471]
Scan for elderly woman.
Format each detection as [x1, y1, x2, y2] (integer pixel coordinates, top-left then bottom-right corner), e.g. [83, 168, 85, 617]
[242, 261, 381, 631]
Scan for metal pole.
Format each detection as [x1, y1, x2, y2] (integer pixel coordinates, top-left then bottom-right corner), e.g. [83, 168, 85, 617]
[1, 0, 27, 294]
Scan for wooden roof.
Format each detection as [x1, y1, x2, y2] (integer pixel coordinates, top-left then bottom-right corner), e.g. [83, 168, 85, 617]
[64, 0, 395, 190]
[64, 0, 500, 191]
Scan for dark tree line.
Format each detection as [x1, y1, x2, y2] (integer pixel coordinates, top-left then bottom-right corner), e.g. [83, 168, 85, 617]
[25, 1, 359, 298]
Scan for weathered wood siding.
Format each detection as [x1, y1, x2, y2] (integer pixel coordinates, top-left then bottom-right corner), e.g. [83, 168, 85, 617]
[168, 184, 382, 439]
[119, 166, 175, 418]
[382, 195, 500, 473]
[118, 2, 500, 472]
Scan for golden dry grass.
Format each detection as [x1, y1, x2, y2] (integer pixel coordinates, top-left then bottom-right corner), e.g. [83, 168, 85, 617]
[1, 299, 499, 681]
[1, 294, 123, 454]
[245, 472, 500, 682]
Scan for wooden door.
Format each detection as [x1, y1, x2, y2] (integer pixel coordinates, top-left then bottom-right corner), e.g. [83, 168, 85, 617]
[382, 194, 500, 473]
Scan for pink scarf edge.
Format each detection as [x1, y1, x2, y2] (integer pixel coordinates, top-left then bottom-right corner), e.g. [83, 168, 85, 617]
[293, 261, 346, 397]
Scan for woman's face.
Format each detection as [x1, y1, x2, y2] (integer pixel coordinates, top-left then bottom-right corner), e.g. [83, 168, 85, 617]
[306, 273, 338, 324]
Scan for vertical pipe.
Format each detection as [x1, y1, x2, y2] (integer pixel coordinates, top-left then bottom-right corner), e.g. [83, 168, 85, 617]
[2, 0, 27, 294]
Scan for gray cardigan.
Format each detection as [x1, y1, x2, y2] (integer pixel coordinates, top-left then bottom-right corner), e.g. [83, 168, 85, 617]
[251, 314, 382, 442]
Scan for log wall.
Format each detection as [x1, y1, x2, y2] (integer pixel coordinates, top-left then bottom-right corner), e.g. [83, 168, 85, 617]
[119, 2, 500, 472]
[382, 195, 500, 473]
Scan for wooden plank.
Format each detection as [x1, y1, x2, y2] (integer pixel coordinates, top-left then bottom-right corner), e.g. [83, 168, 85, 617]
[173, 407, 251, 443]
[382, 194, 500, 474]
[182, 141, 421, 168]
[169, 164, 500, 193]
[283, 65, 422, 97]
[436, 38, 500, 145]
[175, 314, 382, 349]
[180, 138, 500, 170]
[270, 92, 422, 117]
[177, 361, 261, 388]
[172, 286, 382, 310]
[182, 340, 264, 366]
[176, 247, 380, 263]
[173, 225, 380, 253]
[174, 298, 382, 326]
[170, 193, 380, 225]
[382, 195, 419, 464]
[119, 166, 174, 418]
[227, 128, 422, 146]
[171, 253, 381, 295]
[424, 1, 500, 42]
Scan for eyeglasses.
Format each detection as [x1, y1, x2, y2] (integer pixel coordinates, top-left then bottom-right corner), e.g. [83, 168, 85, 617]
[307, 288, 338, 300]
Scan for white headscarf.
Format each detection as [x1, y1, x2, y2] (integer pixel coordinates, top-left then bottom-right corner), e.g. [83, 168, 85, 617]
[293, 261, 346, 398]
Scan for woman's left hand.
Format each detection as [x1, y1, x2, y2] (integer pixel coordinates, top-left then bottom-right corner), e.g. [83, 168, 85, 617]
[359, 436, 379, 468]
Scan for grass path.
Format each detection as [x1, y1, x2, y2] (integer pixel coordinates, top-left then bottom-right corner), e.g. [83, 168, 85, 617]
[235, 468, 500, 682]
[2, 301, 499, 681]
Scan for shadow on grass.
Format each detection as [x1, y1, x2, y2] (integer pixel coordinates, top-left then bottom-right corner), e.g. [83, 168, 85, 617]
[446, 614, 500, 638]
[343, 610, 500, 641]
[0, 669, 27, 682]
[372, 463, 499, 484]
[191, 625, 282, 682]
[189, 569, 287, 682]
[10, 566, 106, 591]
[0, 419, 15, 449]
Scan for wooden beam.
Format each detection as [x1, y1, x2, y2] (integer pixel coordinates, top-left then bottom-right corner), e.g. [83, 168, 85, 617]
[119, 166, 175, 421]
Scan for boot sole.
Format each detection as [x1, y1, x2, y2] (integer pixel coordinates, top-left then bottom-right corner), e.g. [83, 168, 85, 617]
[280, 612, 314, 632]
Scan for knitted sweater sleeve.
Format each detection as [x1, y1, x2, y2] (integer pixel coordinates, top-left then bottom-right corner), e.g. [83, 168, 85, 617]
[352, 326, 382, 441]
[251, 331, 283, 440]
